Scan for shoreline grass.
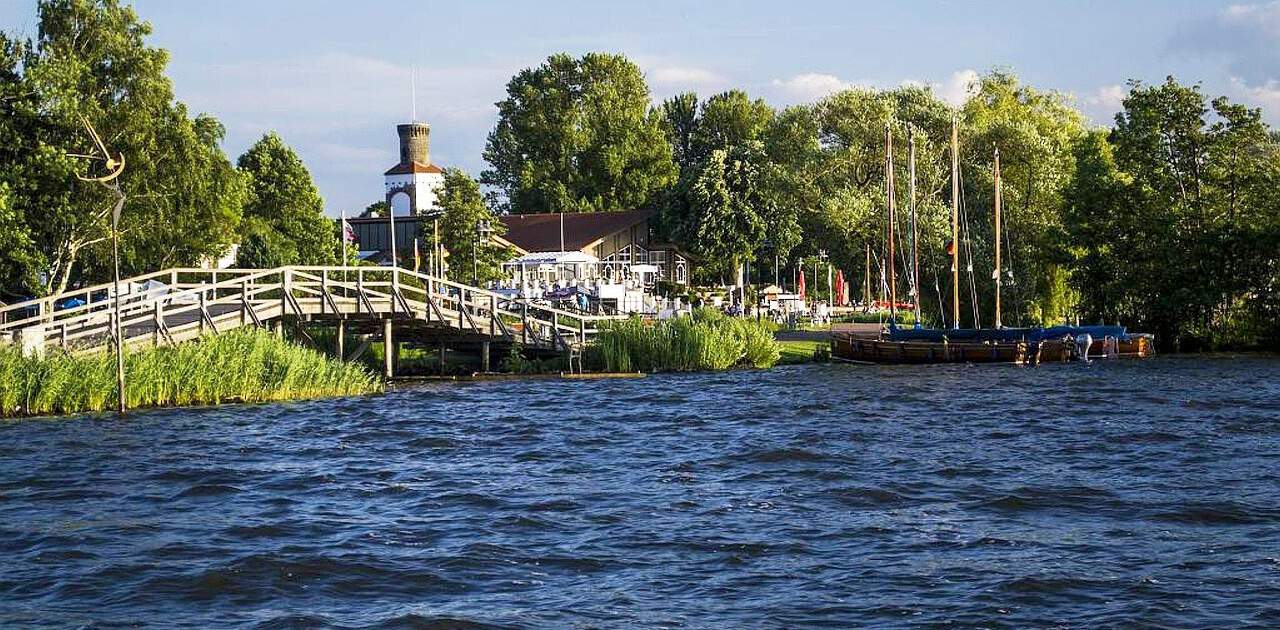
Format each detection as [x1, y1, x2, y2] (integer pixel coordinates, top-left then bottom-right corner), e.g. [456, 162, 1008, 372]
[0, 327, 381, 419]
[593, 308, 781, 373]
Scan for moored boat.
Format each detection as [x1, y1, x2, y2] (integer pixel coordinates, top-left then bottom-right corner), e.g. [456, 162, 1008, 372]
[832, 119, 1154, 366]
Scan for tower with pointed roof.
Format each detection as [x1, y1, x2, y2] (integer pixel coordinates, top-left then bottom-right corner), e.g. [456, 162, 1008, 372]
[384, 121, 444, 216]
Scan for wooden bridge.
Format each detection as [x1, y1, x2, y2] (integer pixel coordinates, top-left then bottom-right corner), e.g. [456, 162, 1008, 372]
[0, 266, 621, 376]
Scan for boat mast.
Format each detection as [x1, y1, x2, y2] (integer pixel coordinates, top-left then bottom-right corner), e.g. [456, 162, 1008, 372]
[993, 147, 1003, 329]
[950, 116, 960, 329]
[864, 242, 871, 307]
[886, 123, 896, 322]
[909, 128, 920, 327]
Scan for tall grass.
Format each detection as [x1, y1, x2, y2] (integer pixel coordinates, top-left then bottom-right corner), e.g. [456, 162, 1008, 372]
[0, 327, 381, 418]
[595, 308, 780, 372]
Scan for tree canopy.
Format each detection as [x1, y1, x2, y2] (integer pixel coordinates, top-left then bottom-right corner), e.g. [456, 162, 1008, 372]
[433, 168, 513, 284]
[482, 52, 676, 214]
[0, 0, 248, 297]
[235, 132, 336, 268]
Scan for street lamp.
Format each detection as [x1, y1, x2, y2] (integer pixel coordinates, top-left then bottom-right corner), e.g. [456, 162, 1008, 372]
[473, 219, 493, 286]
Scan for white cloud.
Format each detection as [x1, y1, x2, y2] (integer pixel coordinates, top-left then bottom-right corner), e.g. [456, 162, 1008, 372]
[769, 73, 861, 103]
[1227, 77, 1280, 124]
[1078, 84, 1127, 125]
[769, 69, 979, 107]
[632, 57, 727, 99]
[933, 69, 979, 107]
[648, 66, 723, 86]
[1171, 1, 1280, 83]
[169, 52, 512, 215]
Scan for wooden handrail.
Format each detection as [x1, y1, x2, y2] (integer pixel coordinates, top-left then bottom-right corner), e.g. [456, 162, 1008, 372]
[1, 265, 622, 354]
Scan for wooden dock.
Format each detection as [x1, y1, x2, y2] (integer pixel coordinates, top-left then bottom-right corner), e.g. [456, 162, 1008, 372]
[0, 266, 621, 377]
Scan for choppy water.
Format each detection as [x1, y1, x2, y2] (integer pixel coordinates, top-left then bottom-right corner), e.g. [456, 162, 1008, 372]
[2, 356, 1280, 628]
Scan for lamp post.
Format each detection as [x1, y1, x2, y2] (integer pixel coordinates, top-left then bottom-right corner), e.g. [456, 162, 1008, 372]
[474, 219, 492, 286]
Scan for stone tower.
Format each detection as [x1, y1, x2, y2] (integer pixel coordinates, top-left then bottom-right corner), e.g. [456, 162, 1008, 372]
[397, 122, 430, 166]
[384, 121, 444, 217]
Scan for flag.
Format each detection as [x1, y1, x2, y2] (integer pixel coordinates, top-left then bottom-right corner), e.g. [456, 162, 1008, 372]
[342, 215, 357, 244]
[797, 268, 806, 301]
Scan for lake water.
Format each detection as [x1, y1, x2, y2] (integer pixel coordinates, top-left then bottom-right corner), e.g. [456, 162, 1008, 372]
[2, 356, 1279, 628]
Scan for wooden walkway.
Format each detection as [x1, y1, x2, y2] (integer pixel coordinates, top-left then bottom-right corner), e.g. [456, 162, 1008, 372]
[0, 266, 620, 375]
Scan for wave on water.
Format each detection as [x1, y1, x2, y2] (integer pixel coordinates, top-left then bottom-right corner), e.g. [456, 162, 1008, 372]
[2, 357, 1279, 627]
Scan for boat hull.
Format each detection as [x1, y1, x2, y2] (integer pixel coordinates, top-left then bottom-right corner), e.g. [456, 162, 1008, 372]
[830, 332, 1155, 365]
[830, 332, 1032, 365]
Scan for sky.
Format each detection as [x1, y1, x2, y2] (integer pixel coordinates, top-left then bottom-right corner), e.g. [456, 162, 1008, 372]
[3, 0, 1279, 216]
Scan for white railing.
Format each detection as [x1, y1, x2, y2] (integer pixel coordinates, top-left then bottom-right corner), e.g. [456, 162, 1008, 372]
[0, 266, 624, 355]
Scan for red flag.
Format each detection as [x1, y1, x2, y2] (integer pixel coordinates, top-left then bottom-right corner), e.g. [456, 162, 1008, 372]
[797, 268, 806, 301]
[944, 240, 955, 256]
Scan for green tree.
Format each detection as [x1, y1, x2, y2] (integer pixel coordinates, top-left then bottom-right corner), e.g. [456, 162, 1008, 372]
[659, 90, 778, 260]
[0, 183, 40, 298]
[693, 90, 774, 161]
[235, 132, 335, 267]
[685, 144, 768, 283]
[661, 92, 699, 173]
[0, 0, 247, 295]
[1070, 77, 1280, 349]
[434, 168, 513, 284]
[961, 71, 1087, 325]
[482, 52, 676, 214]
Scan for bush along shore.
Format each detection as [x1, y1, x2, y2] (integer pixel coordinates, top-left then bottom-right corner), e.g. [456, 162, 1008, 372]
[594, 308, 781, 373]
[0, 328, 381, 419]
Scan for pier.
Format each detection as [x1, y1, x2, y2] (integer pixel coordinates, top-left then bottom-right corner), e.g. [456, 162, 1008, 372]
[0, 266, 619, 377]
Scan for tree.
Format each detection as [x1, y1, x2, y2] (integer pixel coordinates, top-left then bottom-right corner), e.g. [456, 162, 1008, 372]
[661, 92, 699, 173]
[0, 183, 40, 298]
[482, 52, 676, 214]
[434, 168, 514, 284]
[659, 90, 778, 261]
[1069, 77, 1280, 349]
[235, 132, 335, 267]
[961, 71, 1087, 325]
[693, 90, 774, 161]
[685, 144, 769, 283]
[362, 200, 388, 217]
[0, 0, 247, 295]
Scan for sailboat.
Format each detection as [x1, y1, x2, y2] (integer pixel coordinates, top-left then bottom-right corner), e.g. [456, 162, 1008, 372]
[831, 118, 1154, 365]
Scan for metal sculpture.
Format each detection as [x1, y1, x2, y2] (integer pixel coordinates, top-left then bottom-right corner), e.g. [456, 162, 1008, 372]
[68, 117, 128, 415]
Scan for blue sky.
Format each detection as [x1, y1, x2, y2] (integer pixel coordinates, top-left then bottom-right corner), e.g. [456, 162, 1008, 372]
[3, 0, 1278, 215]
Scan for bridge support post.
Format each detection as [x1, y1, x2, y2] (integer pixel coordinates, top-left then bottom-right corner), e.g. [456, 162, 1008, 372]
[336, 321, 346, 361]
[383, 318, 395, 379]
[481, 340, 490, 373]
[438, 340, 446, 375]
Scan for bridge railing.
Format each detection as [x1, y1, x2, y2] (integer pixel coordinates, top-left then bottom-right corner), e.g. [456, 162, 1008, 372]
[1, 265, 626, 354]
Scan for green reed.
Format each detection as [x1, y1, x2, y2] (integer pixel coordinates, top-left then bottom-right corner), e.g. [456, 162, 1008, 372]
[595, 308, 780, 373]
[0, 327, 381, 418]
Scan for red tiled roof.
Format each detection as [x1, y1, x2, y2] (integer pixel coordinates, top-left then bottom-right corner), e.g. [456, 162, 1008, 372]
[498, 209, 654, 253]
[384, 161, 444, 176]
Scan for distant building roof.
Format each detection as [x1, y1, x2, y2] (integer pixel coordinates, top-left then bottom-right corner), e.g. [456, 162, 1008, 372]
[384, 161, 444, 176]
[497, 209, 654, 254]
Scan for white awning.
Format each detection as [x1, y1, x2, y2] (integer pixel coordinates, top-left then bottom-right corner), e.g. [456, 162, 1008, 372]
[504, 251, 600, 266]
